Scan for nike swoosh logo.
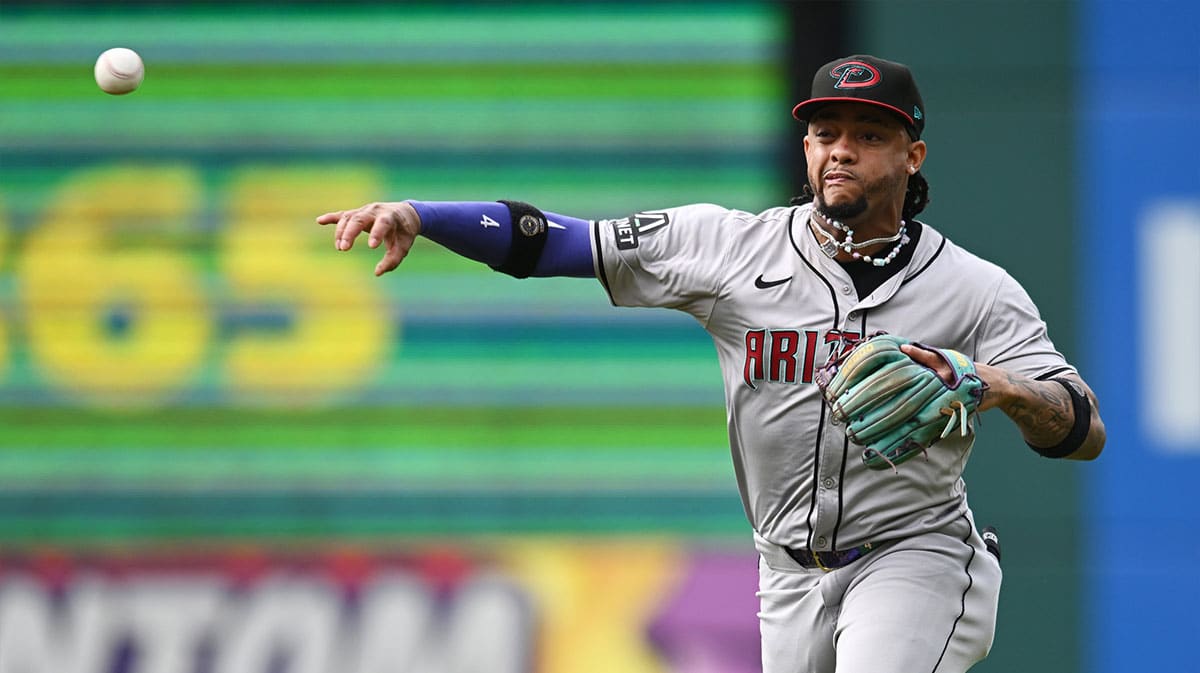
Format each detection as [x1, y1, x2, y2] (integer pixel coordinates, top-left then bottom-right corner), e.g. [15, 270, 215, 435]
[754, 274, 792, 289]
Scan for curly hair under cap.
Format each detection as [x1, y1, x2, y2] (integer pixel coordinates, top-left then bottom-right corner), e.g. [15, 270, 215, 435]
[790, 171, 930, 224]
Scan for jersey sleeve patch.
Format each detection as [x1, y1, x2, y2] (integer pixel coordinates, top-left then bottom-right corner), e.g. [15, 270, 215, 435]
[600, 211, 671, 250]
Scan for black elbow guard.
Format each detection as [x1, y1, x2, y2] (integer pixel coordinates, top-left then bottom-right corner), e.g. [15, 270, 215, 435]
[490, 200, 549, 279]
[1028, 378, 1092, 458]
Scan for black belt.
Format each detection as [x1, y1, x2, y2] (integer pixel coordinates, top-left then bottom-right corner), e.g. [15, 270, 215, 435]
[784, 542, 877, 571]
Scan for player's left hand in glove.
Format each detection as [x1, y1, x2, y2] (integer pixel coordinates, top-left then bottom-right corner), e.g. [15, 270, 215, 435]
[814, 333, 988, 471]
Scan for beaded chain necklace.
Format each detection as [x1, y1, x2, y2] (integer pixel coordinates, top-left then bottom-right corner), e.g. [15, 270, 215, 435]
[812, 213, 911, 267]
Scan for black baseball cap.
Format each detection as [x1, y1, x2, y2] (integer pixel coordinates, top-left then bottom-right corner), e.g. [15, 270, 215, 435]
[792, 55, 925, 139]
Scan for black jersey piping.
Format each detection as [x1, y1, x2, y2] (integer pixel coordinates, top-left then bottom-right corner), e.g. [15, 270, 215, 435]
[789, 207, 842, 550]
[1035, 366, 1075, 381]
[931, 513, 978, 673]
[591, 220, 616, 306]
[901, 224, 947, 287]
[787, 207, 842, 327]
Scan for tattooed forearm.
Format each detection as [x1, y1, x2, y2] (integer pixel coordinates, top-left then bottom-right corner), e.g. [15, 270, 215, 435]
[972, 363, 1106, 460]
[999, 371, 1073, 447]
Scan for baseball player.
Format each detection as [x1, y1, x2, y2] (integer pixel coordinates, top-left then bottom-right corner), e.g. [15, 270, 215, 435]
[317, 55, 1105, 673]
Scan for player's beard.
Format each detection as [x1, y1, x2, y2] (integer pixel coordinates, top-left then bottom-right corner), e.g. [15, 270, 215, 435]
[815, 194, 868, 221]
[813, 171, 906, 222]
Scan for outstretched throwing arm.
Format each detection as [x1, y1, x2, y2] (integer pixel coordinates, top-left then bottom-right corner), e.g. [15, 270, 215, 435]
[317, 200, 595, 279]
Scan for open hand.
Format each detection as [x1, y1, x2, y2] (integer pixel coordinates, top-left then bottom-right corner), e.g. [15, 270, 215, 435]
[316, 201, 421, 276]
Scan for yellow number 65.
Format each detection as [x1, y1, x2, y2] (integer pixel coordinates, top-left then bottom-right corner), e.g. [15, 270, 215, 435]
[17, 165, 211, 405]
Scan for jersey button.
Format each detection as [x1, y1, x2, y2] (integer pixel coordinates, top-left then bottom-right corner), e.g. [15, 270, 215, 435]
[848, 311, 859, 320]
[822, 477, 836, 489]
[841, 285, 852, 295]
[815, 536, 828, 548]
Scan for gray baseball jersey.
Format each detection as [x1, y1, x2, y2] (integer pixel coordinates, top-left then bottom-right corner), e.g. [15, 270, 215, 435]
[591, 200, 1071, 550]
[590, 201, 1072, 672]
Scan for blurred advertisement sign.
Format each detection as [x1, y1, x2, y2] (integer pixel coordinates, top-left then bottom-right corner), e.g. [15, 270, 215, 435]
[0, 543, 760, 673]
[0, 549, 532, 673]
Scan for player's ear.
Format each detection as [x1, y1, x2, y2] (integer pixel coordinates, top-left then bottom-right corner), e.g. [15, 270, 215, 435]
[906, 140, 926, 174]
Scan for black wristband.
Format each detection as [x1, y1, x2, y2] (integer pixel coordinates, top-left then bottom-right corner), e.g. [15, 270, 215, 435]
[491, 200, 548, 279]
[1027, 378, 1091, 458]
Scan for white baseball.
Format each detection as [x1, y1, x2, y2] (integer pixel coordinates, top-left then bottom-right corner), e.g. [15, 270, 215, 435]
[94, 48, 144, 95]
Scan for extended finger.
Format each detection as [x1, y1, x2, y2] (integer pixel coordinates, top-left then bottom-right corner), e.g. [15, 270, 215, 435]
[375, 234, 413, 276]
[337, 212, 375, 251]
[334, 205, 375, 245]
[901, 344, 953, 383]
[316, 211, 343, 225]
[366, 212, 396, 249]
[333, 210, 354, 246]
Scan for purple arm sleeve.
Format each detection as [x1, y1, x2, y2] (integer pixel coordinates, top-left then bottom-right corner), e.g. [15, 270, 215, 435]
[407, 201, 595, 278]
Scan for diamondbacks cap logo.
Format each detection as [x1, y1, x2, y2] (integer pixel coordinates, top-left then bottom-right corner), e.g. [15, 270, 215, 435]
[830, 61, 882, 89]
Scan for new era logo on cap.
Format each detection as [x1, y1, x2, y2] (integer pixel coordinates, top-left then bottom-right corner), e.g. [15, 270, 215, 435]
[792, 54, 926, 139]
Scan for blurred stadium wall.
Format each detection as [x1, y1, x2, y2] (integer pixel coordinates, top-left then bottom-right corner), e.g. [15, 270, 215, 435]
[0, 2, 1195, 672]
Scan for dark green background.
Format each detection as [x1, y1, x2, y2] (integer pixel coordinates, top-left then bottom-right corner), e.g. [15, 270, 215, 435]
[858, 3, 1083, 671]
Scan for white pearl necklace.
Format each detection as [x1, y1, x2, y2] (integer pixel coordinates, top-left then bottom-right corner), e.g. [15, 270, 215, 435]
[813, 213, 911, 267]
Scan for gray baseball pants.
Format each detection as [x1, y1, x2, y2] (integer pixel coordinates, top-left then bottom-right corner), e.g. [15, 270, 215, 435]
[755, 513, 1002, 673]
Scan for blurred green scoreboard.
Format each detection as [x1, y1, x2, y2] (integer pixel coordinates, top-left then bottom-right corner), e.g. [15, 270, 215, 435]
[0, 3, 784, 409]
[0, 2, 786, 543]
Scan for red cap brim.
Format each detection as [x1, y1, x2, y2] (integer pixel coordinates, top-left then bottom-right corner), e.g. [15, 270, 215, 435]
[792, 97, 915, 128]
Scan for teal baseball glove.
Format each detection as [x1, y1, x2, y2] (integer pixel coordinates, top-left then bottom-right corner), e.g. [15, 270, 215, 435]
[814, 333, 988, 471]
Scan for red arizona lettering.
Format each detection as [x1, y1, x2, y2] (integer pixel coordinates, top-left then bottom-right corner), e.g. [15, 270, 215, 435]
[800, 330, 820, 383]
[744, 330, 766, 389]
[769, 330, 800, 383]
[824, 329, 862, 358]
[744, 329, 833, 388]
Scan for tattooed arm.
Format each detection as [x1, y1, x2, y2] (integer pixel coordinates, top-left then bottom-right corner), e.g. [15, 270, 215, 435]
[903, 345, 1106, 461]
[972, 365, 1105, 460]
[974, 367, 1105, 460]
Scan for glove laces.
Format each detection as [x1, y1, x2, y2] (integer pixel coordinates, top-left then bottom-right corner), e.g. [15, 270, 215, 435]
[939, 400, 971, 439]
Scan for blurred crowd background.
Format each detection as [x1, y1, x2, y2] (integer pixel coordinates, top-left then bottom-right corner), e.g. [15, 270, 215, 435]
[0, 1, 1195, 672]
